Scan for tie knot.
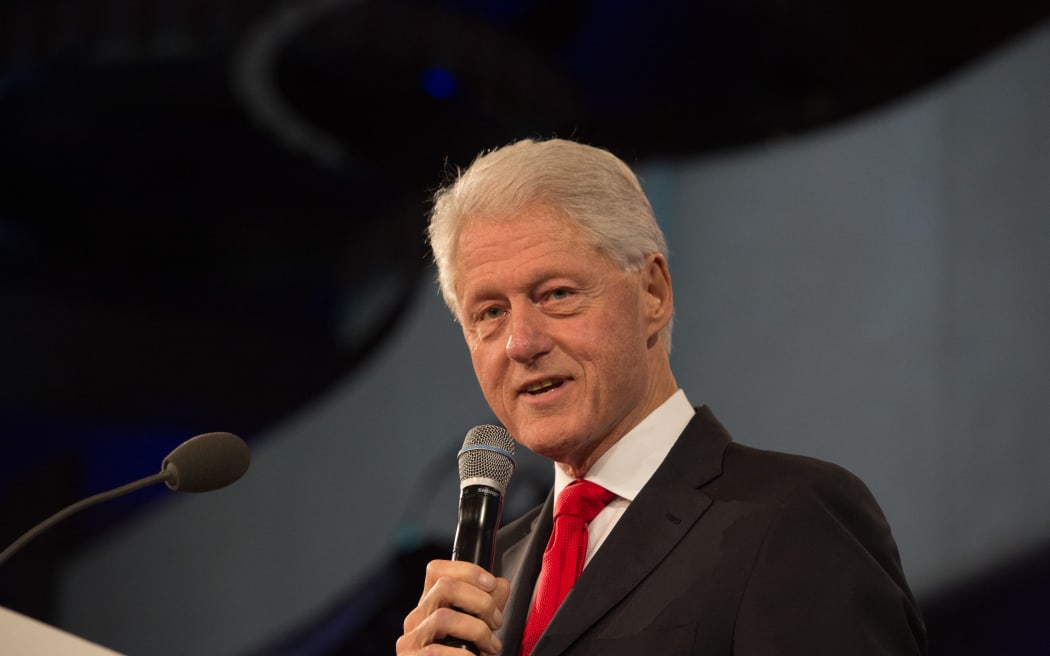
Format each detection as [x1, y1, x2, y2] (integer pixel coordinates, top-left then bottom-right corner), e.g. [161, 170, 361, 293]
[555, 480, 616, 524]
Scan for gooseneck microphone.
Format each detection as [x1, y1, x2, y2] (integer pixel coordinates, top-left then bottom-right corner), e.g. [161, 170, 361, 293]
[0, 431, 250, 567]
[442, 424, 516, 653]
[161, 431, 251, 493]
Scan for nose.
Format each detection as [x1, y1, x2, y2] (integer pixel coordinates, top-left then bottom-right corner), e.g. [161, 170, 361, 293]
[505, 304, 552, 364]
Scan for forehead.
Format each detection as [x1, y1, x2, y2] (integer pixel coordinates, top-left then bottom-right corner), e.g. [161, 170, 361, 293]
[453, 207, 606, 289]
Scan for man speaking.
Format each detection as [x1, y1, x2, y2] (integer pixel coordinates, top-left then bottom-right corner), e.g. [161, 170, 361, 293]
[396, 138, 927, 655]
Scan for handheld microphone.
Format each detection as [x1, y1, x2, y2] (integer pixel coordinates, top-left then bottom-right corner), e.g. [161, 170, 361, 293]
[442, 424, 516, 653]
[0, 431, 250, 567]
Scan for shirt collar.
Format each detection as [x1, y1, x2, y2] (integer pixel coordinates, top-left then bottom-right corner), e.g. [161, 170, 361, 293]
[553, 389, 695, 501]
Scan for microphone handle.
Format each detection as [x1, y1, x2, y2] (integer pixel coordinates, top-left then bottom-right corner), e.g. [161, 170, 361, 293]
[451, 484, 503, 569]
[442, 484, 505, 654]
[0, 470, 172, 567]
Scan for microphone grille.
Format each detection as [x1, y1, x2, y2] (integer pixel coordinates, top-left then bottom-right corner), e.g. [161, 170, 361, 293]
[457, 424, 516, 491]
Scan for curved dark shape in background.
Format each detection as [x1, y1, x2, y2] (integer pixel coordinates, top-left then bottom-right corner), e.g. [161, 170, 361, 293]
[0, 0, 1045, 433]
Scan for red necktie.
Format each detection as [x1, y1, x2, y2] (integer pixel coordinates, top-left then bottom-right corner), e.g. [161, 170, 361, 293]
[520, 480, 616, 656]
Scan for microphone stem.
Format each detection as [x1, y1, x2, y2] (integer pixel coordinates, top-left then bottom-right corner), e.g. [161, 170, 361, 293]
[0, 470, 172, 567]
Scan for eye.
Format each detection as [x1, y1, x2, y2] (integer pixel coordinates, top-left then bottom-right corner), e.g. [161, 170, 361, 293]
[548, 287, 572, 301]
[479, 306, 506, 321]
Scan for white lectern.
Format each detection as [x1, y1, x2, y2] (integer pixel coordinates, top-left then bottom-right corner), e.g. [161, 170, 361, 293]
[0, 605, 124, 655]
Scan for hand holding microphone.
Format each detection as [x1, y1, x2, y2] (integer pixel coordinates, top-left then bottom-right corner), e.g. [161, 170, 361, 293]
[396, 425, 516, 656]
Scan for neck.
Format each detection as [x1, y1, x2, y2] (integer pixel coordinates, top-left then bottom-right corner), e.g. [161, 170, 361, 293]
[557, 367, 679, 479]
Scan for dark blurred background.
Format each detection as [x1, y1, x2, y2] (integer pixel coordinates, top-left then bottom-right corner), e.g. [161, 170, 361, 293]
[2, 1, 1049, 654]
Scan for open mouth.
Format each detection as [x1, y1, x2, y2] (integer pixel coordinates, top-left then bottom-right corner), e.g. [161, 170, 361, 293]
[524, 379, 565, 395]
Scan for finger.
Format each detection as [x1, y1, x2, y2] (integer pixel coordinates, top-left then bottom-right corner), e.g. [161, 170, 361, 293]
[430, 606, 504, 655]
[422, 572, 504, 630]
[399, 559, 508, 654]
[415, 560, 503, 629]
[491, 577, 511, 613]
[422, 560, 498, 594]
[398, 606, 504, 655]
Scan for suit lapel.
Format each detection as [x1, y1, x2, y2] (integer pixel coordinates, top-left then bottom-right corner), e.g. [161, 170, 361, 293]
[495, 495, 553, 656]
[534, 407, 731, 655]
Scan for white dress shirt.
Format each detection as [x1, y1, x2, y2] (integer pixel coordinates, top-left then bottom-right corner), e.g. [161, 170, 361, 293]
[550, 389, 696, 566]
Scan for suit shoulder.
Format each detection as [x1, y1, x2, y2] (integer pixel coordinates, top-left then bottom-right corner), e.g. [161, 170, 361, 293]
[714, 441, 881, 511]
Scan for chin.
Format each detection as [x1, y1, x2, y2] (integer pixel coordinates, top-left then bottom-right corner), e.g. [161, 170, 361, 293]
[518, 429, 585, 461]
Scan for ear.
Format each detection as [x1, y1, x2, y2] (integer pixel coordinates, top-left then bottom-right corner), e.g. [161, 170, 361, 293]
[641, 252, 674, 335]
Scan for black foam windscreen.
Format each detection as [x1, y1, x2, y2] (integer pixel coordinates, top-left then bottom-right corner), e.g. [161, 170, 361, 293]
[162, 431, 250, 493]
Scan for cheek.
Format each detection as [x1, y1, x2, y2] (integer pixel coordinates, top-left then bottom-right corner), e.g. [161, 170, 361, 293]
[594, 316, 651, 380]
[469, 345, 506, 395]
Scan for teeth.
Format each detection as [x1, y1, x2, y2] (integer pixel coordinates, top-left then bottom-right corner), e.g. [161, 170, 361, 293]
[526, 380, 561, 394]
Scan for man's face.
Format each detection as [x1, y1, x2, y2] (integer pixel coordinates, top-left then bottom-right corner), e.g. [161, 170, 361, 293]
[453, 206, 669, 473]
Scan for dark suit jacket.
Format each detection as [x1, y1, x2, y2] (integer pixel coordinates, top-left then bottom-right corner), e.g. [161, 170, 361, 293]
[493, 406, 927, 655]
